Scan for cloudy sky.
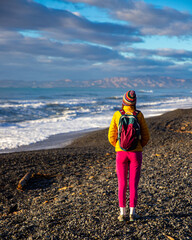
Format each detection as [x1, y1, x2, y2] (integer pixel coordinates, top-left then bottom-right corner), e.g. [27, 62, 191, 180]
[1, 0, 192, 83]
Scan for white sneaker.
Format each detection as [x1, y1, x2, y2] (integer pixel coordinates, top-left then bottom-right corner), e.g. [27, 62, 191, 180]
[118, 215, 125, 222]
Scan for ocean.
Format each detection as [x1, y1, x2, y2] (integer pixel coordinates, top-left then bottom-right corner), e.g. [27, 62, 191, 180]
[0, 87, 191, 153]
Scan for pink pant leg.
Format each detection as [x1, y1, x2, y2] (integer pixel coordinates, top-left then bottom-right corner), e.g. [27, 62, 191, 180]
[116, 151, 142, 208]
[116, 151, 129, 207]
[128, 151, 142, 207]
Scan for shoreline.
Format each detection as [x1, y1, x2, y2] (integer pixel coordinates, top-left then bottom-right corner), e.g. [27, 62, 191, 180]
[0, 128, 99, 154]
[1, 107, 192, 154]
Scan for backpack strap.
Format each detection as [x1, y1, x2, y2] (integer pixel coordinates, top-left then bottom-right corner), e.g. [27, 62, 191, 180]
[119, 109, 125, 115]
[133, 110, 140, 117]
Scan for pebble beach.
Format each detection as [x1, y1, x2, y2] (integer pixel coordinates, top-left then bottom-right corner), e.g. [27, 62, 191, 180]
[0, 108, 191, 240]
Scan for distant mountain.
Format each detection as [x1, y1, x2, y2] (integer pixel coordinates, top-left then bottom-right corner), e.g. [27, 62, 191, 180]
[0, 80, 33, 88]
[0, 76, 191, 88]
[84, 76, 191, 88]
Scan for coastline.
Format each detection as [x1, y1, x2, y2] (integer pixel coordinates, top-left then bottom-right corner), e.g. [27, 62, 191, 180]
[1, 106, 192, 154]
[0, 108, 192, 239]
[0, 128, 99, 154]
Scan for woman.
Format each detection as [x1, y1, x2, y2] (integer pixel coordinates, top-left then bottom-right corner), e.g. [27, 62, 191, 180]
[108, 90, 150, 221]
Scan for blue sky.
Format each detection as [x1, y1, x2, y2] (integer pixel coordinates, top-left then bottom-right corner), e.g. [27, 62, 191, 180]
[0, 0, 192, 83]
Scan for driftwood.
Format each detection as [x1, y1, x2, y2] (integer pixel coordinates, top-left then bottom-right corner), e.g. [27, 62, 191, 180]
[17, 171, 55, 190]
[17, 170, 34, 190]
[32, 172, 54, 179]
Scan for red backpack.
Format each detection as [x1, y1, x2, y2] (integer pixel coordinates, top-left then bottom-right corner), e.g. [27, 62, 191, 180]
[118, 110, 140, 151]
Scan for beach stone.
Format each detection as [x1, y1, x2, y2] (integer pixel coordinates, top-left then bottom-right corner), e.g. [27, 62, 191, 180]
[0, 109, 192, 239]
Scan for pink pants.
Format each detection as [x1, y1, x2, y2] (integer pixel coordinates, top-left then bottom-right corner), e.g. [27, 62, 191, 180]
[116, 151, 142, 208]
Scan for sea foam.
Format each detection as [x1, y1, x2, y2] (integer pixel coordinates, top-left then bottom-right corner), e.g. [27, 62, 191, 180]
[0, 87, 191, 152]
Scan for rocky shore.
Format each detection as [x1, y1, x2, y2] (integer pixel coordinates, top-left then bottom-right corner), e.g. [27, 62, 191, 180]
[0, 109, 191, 240]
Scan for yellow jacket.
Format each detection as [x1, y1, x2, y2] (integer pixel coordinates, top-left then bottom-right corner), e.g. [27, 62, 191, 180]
[108, 106, 150, 152]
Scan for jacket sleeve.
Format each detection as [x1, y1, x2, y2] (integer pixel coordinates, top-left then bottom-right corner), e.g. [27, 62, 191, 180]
[138, 112, 150, 148]
[108, 113, 118, 147]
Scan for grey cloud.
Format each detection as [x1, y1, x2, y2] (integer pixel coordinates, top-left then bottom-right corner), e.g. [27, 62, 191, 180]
[125, 47, 192, 60]
[101, 57, 191, 79]
[0, 45, 191, 81]
[0, 0, 142, 46]
[111, 1, 192, 36]
[0, 51, 115, 81]
[115, 5, 192, 36]
[114, 1, 192, 36]
[110, 56, 173, 69]
[67, 0, 192, 36]
[0, 0, 63, 29]
[90, 53, 175, 77]
[0, 31, 123, 61]
[156, 49, 192, 60]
